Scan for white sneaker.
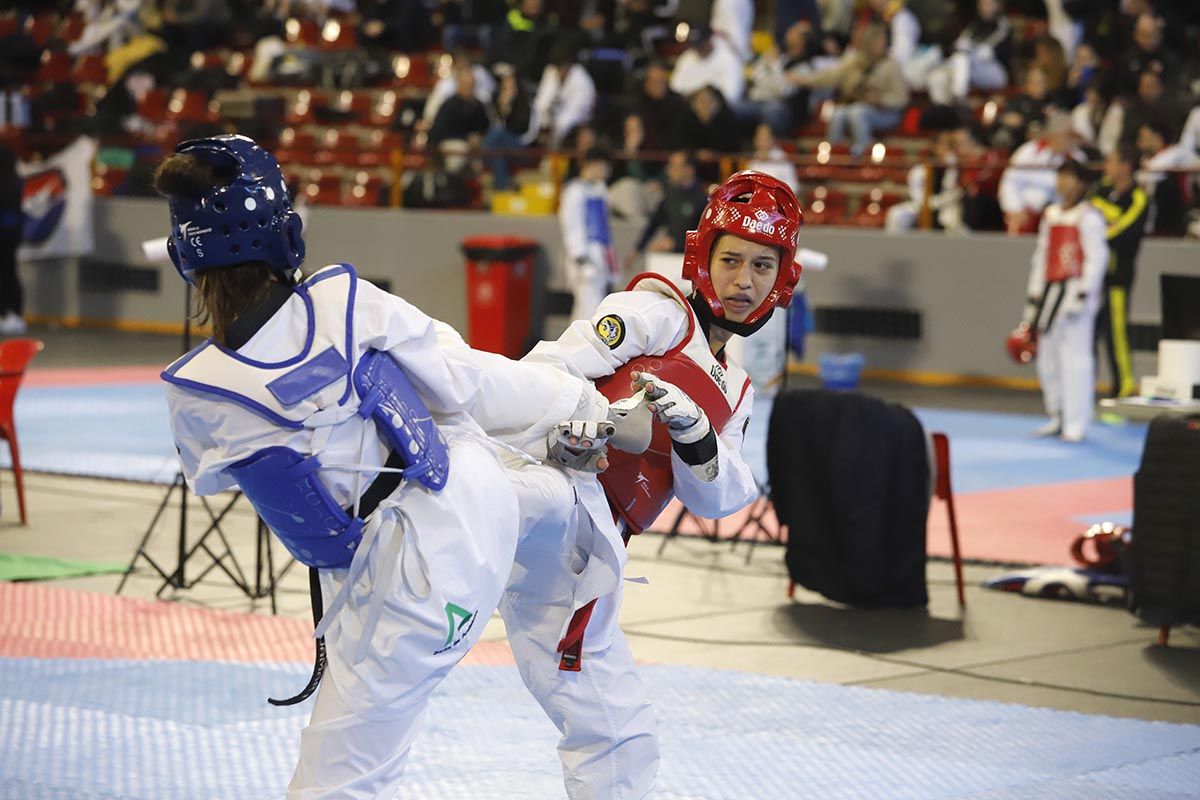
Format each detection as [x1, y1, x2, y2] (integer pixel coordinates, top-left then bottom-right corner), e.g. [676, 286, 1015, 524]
[0, 313, 26, 335]
[1034, 418, 1062, 437]
[1060, 431, 1085, 443]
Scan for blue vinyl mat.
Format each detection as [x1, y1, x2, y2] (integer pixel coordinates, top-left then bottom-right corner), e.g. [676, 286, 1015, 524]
[1, 657, 1197, 799]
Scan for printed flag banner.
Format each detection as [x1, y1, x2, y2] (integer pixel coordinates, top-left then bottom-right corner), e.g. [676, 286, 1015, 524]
[18, 136, 98, 261]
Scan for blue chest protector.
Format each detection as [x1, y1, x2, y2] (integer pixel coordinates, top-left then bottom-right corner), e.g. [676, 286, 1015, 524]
[164, 265, 449, 570]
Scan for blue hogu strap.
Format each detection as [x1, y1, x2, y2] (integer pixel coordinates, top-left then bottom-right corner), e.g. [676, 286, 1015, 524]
[352, 350, 450, 492]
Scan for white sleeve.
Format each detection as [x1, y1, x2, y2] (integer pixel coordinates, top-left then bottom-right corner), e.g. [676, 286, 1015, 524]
[1025, 215, 1048, 315]
[672, 383, 758, 518]
[524, 290, 691, 381]
[422, 77, 453, 124]
[354, 279, 482, 415]
[906, 164, 926, 203]
[164, 386, 240, 496]
[554, 68, 596, 142]
[997, 146, 1030, 213]
[432, 321, 599, 454]
[716, 41, 745, 101]
[891, 12, 920, 63]
[532, 66, 556, 131]
[558, 182, 589, 262]
[1075, 210, 1109, 300]
[669, 52, 699, 97]
[1180, 106, 1200, 156]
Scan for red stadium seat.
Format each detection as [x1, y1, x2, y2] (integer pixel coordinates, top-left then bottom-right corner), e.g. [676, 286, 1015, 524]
[36, 51, 72, 84]
[369, 91, 398, 127]
[357, 130, 403, 167]
[344, 172, 387, 207]
[276, 128, 319, 165]
[0, 17, 18, 38]
[24, 14, 57, 46]
[71, 54, 107, 86]
[853, 188, 903, 228]
[59, 12, 85, 43]
[302, 171, 343, 206]
[167, 89, 219, 124]
[285, 17, 322, 47]
[314, 128, 358, 167]
[805, 185, 847, 226]
[92, 165, 128, 196]
[137, 88, 169, 123]
[319, 18, 357, 50]
[332, 90, 373, 124]
[800, 141, 849, 182]
[391, 54, 434, 89]
[285, 90, 323, 125]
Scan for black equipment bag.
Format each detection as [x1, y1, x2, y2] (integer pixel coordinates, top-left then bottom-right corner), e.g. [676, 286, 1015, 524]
[770, 389, 930, 608]
[1128, 415, 1200, 627]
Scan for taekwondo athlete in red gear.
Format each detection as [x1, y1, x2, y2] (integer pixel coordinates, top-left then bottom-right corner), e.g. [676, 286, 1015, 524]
[154, 135, 616, 800]
[1022, 158, 1108, 442]
[500, 170, 804, 800]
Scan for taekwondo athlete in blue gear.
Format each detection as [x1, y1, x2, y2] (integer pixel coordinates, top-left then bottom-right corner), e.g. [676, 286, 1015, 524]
[155, 135, 617, 799]
[559, 147, 618, 320]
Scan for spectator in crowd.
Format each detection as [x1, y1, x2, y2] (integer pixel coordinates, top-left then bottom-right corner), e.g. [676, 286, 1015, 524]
[774, 0, 823, 47]
[612, 113, 652, 183]
[795, 23, 910, 157]
[160, 0, 233, 53]
[867, 0, 932, 89]
[680, 85, 741, 163]
[1071, 80, 1120, 156]
[926, 0, 1012, 106]
[428, 65, 490, 145]
[0, 145, 23, 336]
[1137, 118, 1198, 236]
[488, 0, 552, 83]
[988, 66, 1051, 152]
[558, 146, 616, 319]
[482, 65, 537, 190]
[1115, 13, 1178, 98]
[711, 0, 755, 62]
[532, 42, 597, 148]
[628, 61, 691, 151]
[669, 24, 744, 103]
[70, 0, 144, 56]
[359, 0, 436, 52]
[746, 123, 800, 194]
[401, 148, 474, 208]
[735, 20, 815, 134]
[1091, 143, 1149, 398]
[628, 150, 709, 263]
[886, 126, 966, 234]
[1032, 35, 1072, 103]
[1117, 68, 1183, 146]
[609, 0, 667, 56]
[421, 52, 496, 131]
[1065, 42, 1101, 103]
[998, 111, 1086, 235]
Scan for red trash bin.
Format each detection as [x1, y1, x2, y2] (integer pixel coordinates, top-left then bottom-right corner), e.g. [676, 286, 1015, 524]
[461, 235, 538, 358]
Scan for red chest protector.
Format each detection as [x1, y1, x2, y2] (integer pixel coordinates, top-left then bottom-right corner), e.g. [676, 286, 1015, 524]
[594, 274, 752, 533]
[1045, 224, 1084, 283]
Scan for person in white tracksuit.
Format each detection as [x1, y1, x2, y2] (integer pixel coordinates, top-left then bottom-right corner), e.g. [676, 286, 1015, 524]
[501, 170, 806, 799]
[1022, 158, 1108, 442]
[559, 147, 618, 320]
[153, 135, 614, 800]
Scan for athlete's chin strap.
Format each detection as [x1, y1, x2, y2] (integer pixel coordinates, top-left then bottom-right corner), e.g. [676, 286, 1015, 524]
[688, 292, 776, 338]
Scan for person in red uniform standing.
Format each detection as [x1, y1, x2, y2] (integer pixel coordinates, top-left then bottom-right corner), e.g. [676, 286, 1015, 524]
[498, 170, 804, 799]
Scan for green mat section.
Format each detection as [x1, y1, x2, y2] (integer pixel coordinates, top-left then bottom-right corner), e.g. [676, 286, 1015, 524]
[0, 553, 126, 582]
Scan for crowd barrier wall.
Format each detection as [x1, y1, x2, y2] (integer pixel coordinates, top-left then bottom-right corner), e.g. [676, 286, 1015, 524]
[21, 198, 1198, 385]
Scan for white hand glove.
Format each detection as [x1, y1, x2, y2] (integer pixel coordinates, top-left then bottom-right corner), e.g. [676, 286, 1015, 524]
[546, 419, 616, 473]
[631, 371, 712, 445]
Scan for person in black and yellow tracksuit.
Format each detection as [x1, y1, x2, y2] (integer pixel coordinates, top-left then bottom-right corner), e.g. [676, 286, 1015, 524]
[1090, 143, 1148, 398]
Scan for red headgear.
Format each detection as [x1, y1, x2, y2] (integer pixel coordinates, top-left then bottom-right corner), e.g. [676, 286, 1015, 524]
[1006, 322, 1038, 364]
[681, 170, 804, 330]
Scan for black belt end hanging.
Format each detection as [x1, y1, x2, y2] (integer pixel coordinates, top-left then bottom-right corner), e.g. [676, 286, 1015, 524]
[268, 566, 327, 707]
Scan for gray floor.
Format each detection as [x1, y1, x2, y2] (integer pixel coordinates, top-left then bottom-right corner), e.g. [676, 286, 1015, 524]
[7, 325, 1200, 727]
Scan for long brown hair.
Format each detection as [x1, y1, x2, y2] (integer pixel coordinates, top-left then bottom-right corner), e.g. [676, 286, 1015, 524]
[153, 153, 276, 345]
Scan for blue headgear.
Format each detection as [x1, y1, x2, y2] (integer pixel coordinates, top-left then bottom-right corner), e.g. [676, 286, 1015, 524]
[165, 135, 305, 285]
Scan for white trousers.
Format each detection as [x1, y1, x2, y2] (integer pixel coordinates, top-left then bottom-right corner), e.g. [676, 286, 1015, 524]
[1036, 306, 1098, 439]
[500, 509, 659, 799]
[566, 257, 611, 322]
[287, 434, 520, 799]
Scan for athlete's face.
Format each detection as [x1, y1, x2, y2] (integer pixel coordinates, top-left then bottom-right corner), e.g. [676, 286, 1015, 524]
[708, 234, 780, 323]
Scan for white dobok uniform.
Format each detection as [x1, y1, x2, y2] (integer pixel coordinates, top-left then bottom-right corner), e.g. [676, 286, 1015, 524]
[1025, 202, 1108, 439]
[559, 177, 618, 321]
[164, 264, 602, 800]
[501, 274, 760, 799]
